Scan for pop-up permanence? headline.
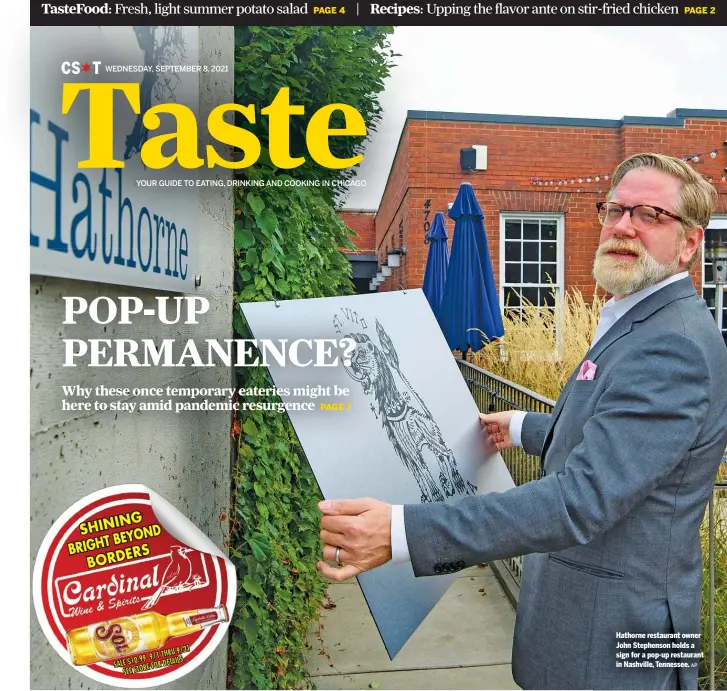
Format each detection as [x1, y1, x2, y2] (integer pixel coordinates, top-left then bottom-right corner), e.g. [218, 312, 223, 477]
[62, 296, 357, 367]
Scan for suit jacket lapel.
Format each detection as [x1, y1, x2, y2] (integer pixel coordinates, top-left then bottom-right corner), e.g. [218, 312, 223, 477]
[587, 277, 697, 362]
[539, 277, 698, 469]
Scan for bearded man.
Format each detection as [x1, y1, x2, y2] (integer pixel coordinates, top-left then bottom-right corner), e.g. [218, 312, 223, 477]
[317, 153, 727, 690]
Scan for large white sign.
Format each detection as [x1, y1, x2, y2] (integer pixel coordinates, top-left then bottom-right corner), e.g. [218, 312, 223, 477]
[241, 289, 514, 658]
[30, 26, 200, 292]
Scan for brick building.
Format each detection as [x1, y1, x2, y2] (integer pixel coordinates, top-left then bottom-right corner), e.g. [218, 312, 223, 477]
[341, 107, 727, 342]
[338, 209, 377, 294]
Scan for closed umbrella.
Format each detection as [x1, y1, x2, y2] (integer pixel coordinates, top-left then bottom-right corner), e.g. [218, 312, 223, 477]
[438, 182, 504, 355]
[422, 212, 449, 319]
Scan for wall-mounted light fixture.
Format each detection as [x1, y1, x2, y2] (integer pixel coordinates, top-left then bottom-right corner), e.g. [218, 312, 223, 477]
[460, 145, 487, 171]
[387, 247, 407, 268]
[381, 265, 392, 277]
[705, 227, 727, 284]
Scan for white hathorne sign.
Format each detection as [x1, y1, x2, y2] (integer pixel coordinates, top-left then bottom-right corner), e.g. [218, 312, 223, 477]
[30, 26, 200, 292]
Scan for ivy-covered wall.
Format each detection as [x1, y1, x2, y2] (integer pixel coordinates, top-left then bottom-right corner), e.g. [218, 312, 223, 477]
[227, 27, 395, 689]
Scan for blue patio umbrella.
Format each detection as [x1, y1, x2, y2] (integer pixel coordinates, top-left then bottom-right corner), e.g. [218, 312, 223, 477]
[422, 212, 449, 319]
[437, 182, 504, 354]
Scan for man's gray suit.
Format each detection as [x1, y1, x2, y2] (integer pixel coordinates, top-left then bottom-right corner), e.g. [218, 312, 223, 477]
[405, 277, 727, 689]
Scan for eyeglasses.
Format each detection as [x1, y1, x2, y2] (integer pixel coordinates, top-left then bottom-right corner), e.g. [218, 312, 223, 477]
[596, 201, 684, 233]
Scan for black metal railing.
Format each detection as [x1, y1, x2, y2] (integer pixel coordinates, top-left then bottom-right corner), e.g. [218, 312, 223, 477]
[457, 359, 553, 583]
[457, 358, 725, 690]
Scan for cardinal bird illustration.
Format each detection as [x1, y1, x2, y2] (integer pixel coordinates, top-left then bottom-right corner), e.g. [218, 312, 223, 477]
[141, 545, 193, 610]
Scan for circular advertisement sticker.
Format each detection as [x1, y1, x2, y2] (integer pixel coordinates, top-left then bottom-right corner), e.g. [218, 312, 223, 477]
[33, 485, 236, 688]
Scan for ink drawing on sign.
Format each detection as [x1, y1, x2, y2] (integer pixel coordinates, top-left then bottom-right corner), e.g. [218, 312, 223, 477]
[240, 289, 514, 658]
[343, 319, 477, 503]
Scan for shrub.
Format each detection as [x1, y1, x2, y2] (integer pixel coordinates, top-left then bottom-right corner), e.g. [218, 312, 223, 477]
[473, 289, 603, 401]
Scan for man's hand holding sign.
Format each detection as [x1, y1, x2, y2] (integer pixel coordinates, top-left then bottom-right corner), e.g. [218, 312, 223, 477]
[317, 412, 508, 581]
[317, 498, 393, 582]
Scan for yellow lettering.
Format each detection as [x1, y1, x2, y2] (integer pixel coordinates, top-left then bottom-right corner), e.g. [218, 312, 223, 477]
[62, 85, 368, 171]
[307, 103, 366, 169]
[62, 83, 140, 168]
[261, 87, 304, 169]
[206, 104, 261, 168]
[141, 104, 204, 169]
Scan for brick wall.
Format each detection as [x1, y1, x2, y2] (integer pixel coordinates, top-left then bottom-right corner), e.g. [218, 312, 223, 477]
[374, 125, 411, 291]
[357, 109, 727, 298]
[338, 210, 376, 254]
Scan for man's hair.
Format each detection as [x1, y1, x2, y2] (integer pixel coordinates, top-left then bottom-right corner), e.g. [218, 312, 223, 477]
[607, 152, 717, 270]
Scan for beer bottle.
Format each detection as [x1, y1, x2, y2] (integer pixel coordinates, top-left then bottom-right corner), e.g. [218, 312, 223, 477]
[66, 605, 228, 666]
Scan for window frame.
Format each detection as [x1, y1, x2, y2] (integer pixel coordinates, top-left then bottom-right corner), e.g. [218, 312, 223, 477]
[702, 215, 727, 344]
[498, 211, 565, 316]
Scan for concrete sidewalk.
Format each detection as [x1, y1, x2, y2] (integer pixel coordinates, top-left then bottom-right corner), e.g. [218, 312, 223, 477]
[305, 565, 519, 689]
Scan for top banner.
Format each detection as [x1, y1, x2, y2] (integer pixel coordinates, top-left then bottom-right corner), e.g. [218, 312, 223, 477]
[30, 1, 724, 26]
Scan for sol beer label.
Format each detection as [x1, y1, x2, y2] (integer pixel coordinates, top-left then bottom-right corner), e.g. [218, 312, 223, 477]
[33, 485, 236, 688]
[86, 617, 147, 659]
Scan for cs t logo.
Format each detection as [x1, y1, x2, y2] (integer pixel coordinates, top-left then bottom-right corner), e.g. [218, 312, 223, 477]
[61, 61, 102, 75]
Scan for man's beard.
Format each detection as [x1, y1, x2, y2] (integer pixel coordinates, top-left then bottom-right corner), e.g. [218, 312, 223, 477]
[592, 238, 683, 296]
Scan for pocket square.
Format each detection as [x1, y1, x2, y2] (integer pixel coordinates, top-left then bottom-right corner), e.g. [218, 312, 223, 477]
[577, 360, 597, 381]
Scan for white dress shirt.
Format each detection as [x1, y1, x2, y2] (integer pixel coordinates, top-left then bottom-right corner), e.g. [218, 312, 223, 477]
[390, 271, 690, 564]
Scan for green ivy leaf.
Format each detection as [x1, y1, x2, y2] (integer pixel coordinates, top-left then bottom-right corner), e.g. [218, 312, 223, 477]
[234, 224, 256, 250]
[248, 531, 271, 560]
[247, 599, 265, 619]
[238, 285, 258, 301]
[261, 247, 275, 265]
[251, 668, 267, 687]
[255, 208, 278, 237]
[247, 192, 265, 215]
[242, 574, 265, 598]
[245, 248, 259, 268]
[242, 419, 258, 437]
[241, 616, 259, 644]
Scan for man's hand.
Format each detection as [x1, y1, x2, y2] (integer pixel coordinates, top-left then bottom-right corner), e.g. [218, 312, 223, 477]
[479, 410, 517, 451]
[317, 498, 392, 582]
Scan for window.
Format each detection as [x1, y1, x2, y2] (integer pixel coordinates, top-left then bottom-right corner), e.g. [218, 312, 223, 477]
[499, 213, 564, 318]
[703, 217, 727, 347]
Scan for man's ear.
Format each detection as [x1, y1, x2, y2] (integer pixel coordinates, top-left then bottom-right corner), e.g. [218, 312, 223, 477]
[680, 225, 704, 267]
